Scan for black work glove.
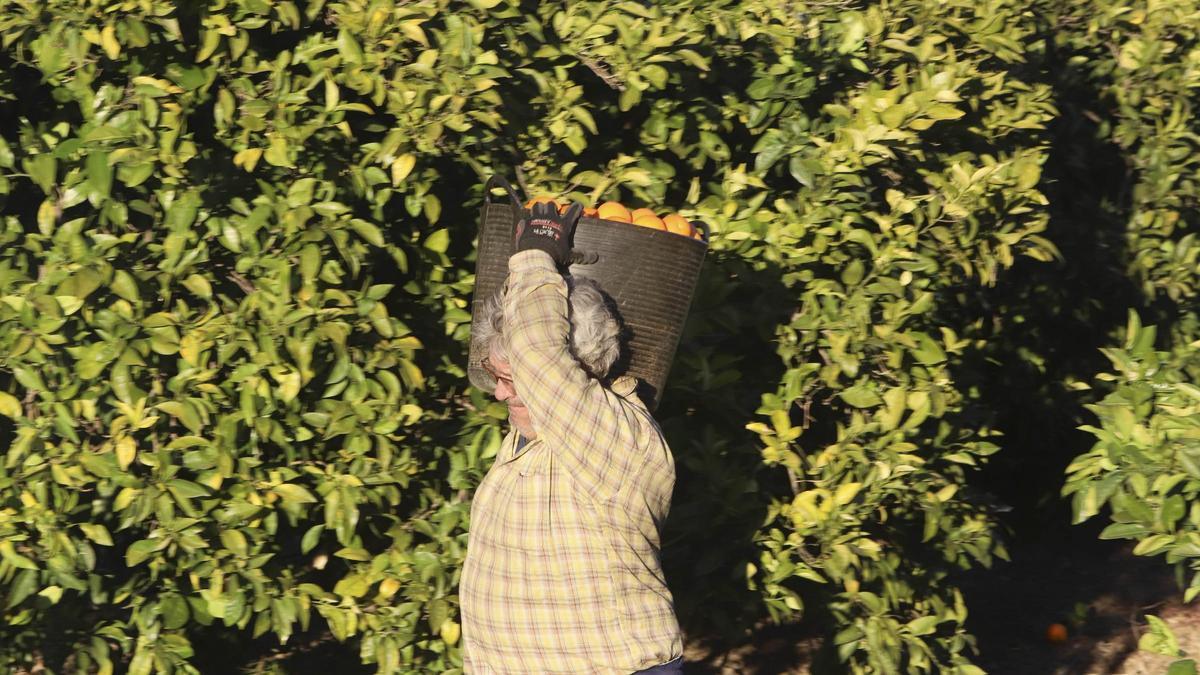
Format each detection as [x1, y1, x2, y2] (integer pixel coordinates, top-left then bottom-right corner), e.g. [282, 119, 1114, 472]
[515, 201, 582, 267]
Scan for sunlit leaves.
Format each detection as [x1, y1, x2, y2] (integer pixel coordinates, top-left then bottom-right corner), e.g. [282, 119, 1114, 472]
[1067, 313, 1200, 616]
[0, 0, 456, 671]
[0, 0, 1187, 673]
[722, 0, 1056, 671]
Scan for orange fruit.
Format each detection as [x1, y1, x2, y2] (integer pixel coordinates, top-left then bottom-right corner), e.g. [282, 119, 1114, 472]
[583, 206, 599, 218]
[663, 214, 692, 237]
[1045, 623, 1068, 644]
[597, 201, 631, 223]
[633, 214, 666, 230]
[630, 208, 658, 221]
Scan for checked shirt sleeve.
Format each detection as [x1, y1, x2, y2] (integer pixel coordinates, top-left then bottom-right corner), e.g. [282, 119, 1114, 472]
[503, 250, 653, 500]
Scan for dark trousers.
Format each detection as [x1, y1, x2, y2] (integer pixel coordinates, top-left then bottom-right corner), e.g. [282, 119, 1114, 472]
[633, 656, 683, 674]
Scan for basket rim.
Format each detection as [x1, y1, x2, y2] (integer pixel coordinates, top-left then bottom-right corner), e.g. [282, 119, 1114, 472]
[481, 201, 711, 248]
[576, 215, 711, 246]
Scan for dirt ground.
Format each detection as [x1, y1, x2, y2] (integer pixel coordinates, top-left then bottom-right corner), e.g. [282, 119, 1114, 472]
[681, 519, 1198, 674]
[963, 520, 1199, 675]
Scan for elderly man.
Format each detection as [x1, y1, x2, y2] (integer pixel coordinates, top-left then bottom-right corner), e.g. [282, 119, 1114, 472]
[460, 202, 683, 674]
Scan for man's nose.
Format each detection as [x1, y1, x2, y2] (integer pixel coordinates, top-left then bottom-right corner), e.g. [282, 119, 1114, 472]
[495, 380, 513, 401]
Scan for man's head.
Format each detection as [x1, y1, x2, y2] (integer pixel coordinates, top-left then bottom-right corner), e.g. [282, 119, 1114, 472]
[474, 276, 622, 439]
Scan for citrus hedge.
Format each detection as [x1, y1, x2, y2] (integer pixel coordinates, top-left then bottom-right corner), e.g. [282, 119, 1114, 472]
[1052, 1, 1200, 669]
[0, 0, 1193, 673]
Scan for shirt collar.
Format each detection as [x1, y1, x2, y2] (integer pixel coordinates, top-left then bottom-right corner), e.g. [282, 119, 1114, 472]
[610, 375, 639, 400]
[502, 431, 533, 463]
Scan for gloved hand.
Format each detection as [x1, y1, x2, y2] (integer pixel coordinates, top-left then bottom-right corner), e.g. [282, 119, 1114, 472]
[515, 201, 583, 267]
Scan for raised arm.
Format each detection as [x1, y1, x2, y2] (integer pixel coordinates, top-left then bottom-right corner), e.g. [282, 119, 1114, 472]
[502, 250, 650, 500]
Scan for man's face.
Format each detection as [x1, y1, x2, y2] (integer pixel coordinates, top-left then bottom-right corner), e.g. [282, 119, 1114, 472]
[483, 350, 538, 440]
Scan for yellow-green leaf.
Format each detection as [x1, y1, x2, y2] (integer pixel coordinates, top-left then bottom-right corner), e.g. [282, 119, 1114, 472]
[273, 483, 318, 504]
[0, 392, 21, 419]
[116, 436, 136, 470]
[391, 154, 416, 186]
[80, 523, 114, 546]
[100, 24, 120, 59]
[264, 135, 292, 167]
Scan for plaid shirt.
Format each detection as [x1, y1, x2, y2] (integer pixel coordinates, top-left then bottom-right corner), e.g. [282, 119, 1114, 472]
[460, 251, 682, 674]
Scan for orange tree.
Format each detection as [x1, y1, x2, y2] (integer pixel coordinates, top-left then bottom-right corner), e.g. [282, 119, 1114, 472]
[1047, 1, 1200, 671]
[0, 0, 1137, 673]
[689, 3, 1056, 671]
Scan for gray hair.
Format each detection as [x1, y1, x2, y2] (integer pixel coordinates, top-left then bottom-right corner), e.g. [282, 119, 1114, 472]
[474, 276, 622, 379]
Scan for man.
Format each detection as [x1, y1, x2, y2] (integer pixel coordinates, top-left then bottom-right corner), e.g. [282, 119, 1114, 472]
[460, 201, 684, 674]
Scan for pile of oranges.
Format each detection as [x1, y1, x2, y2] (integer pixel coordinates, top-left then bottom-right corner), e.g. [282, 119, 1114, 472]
[526, 197, 704, 241]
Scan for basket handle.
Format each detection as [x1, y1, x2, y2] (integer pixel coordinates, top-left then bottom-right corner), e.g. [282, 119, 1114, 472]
[484, 175, 525, 207]
[485, 175, 599, 266]
[569, 250, 599, 265]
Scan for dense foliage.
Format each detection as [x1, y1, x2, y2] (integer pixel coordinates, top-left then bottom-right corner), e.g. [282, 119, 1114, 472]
[0, 0, 1194, 673]
[1052, 1, 1200, 670]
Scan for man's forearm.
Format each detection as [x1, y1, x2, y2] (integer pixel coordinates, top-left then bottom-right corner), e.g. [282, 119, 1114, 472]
[502, 250, 633, 499]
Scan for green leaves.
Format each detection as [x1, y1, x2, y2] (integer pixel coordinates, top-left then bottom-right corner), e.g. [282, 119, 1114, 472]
[1067, 313, 1200, 621]
[264, 134, 293, 168]
[724, 0, 1059, 670]
[1140, 613, 1195, 675]
[350, 219, 386, 247]
[337, 29, 364, 64]
[79, 524, 114, 546]
[1, 0, 1195, 673]
[841, 383, 883, 408]
[23, 154, 56, 194]
[125, 540, 158, 567]
[273, 483, 318, 505]
[0, 392, 20, 418]
[0, 2, 470, 669]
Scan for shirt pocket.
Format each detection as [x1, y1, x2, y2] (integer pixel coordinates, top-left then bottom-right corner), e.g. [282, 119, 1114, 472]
[509, 445, 553, 557]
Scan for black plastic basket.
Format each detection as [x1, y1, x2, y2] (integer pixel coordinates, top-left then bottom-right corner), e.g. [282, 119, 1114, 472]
[468, 175, 708, 410]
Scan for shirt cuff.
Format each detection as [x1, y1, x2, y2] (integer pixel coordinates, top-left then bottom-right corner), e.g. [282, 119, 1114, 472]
[509, 249, 557, 274]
